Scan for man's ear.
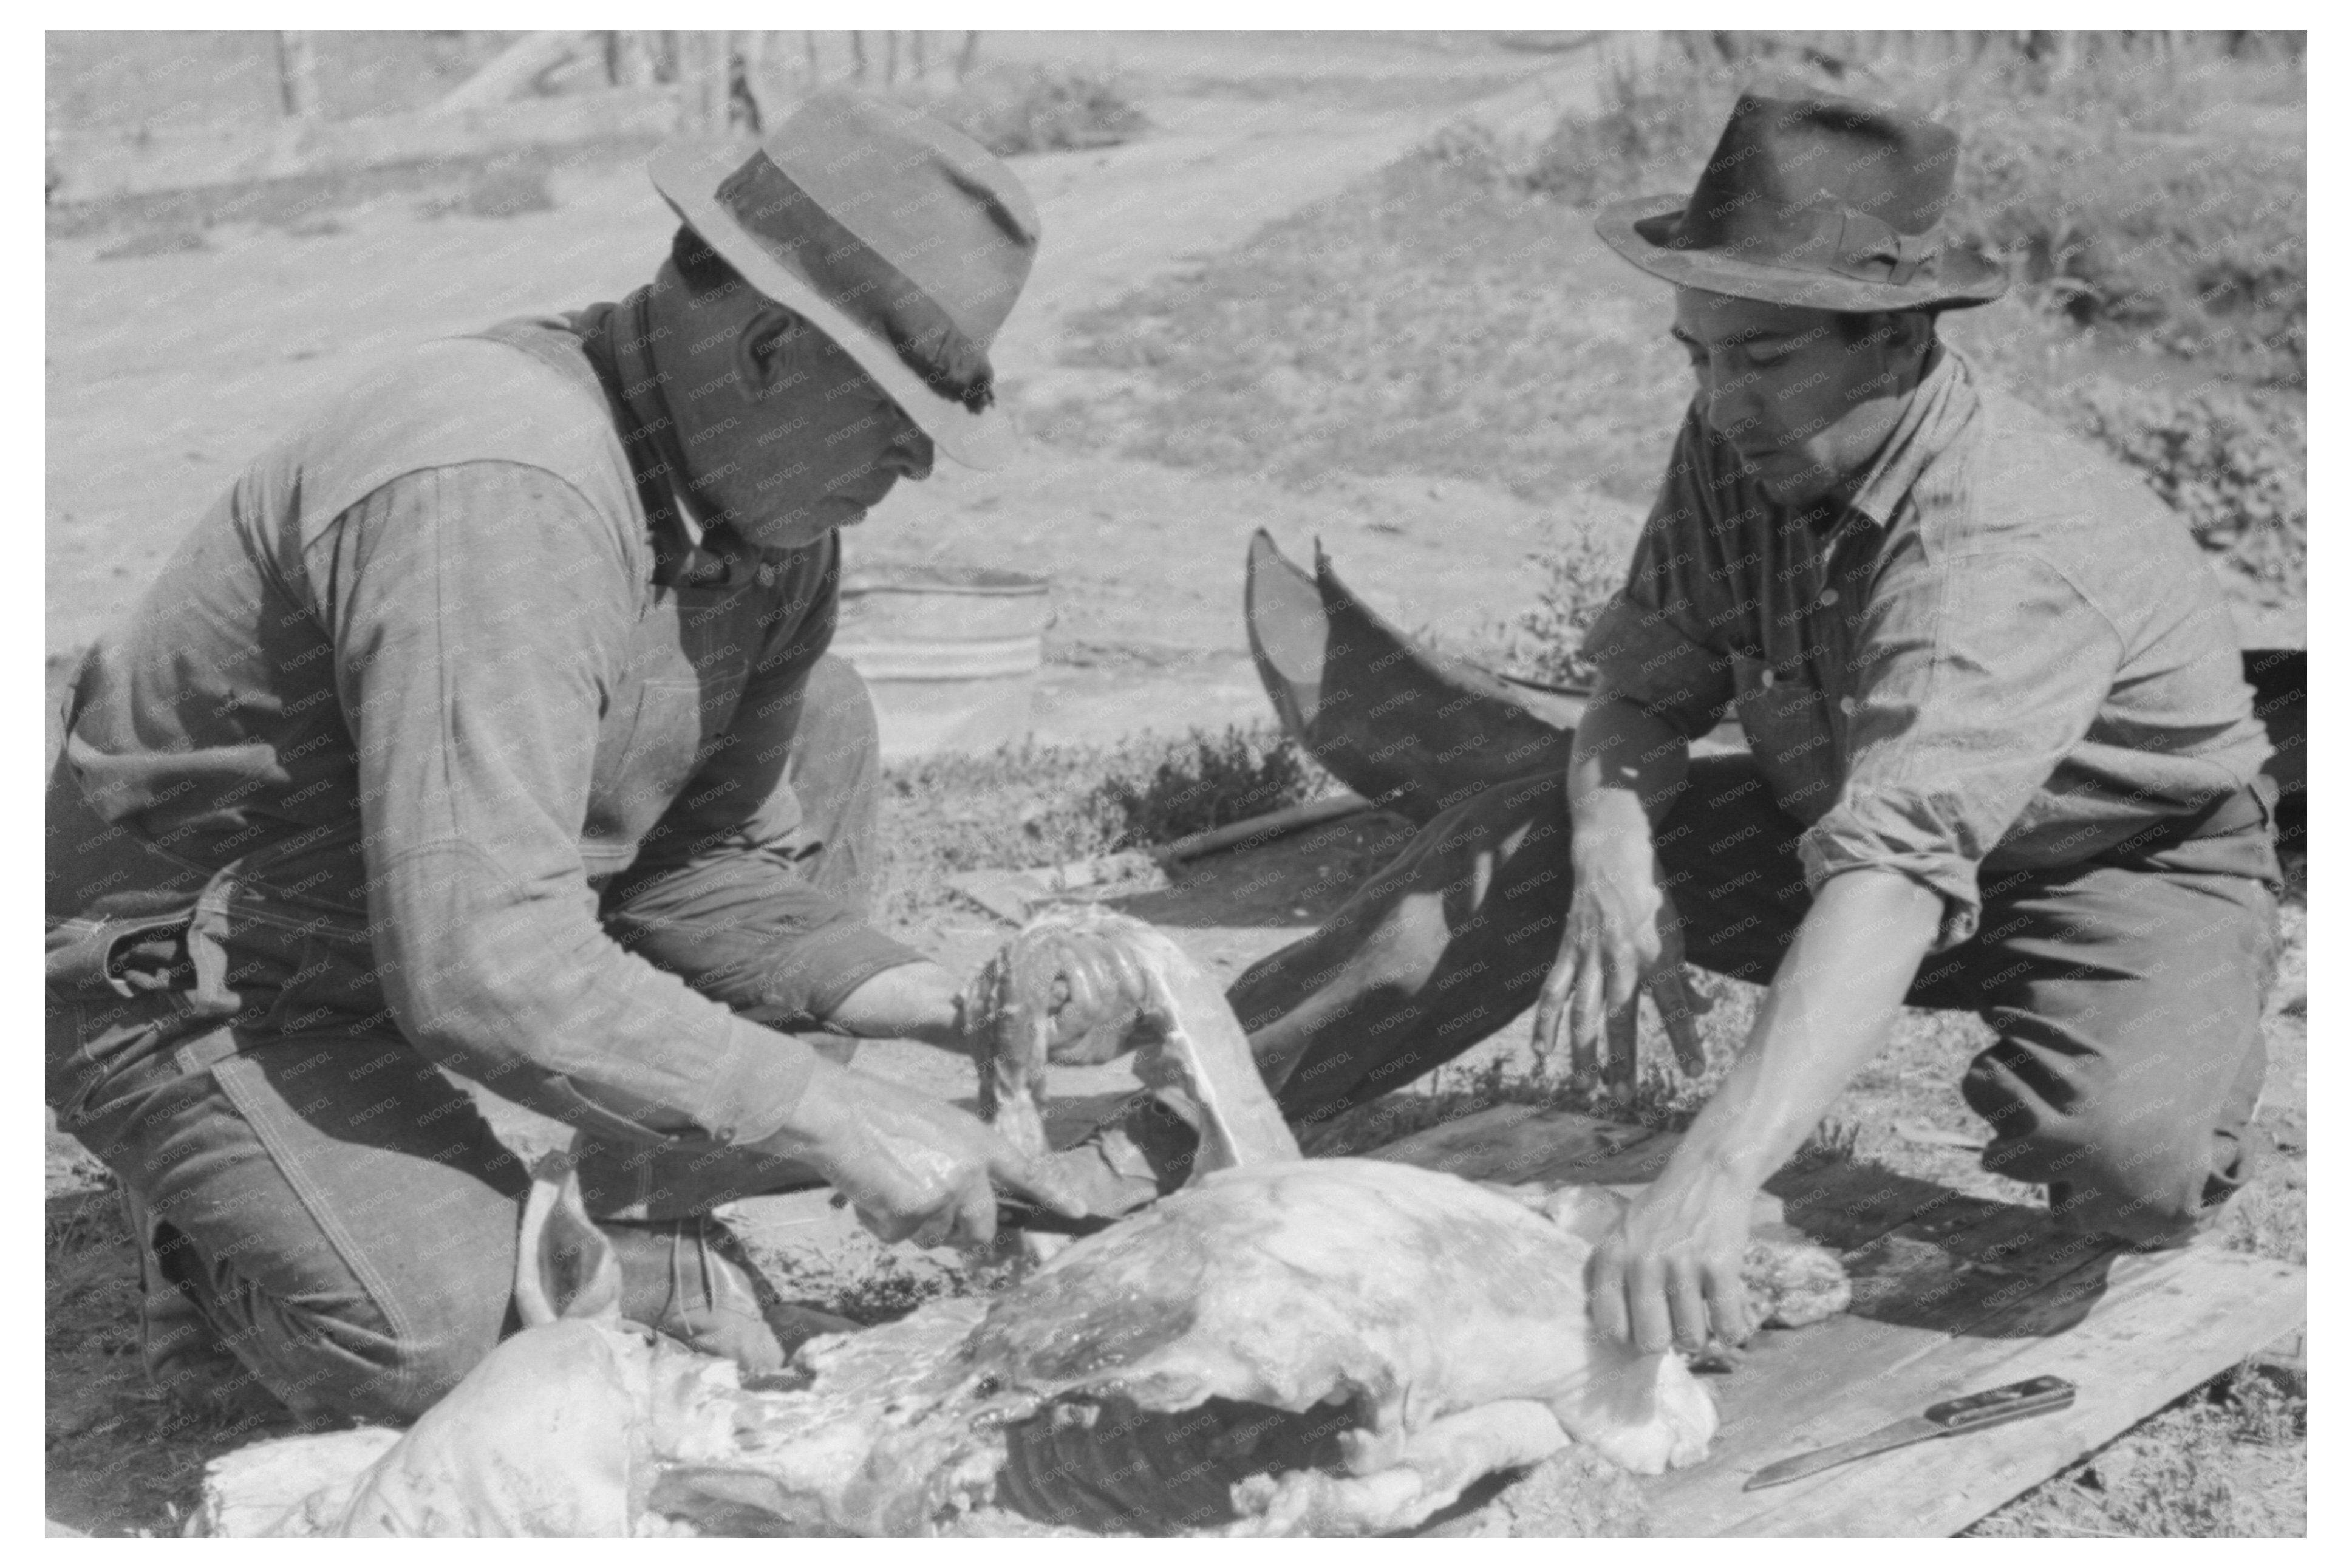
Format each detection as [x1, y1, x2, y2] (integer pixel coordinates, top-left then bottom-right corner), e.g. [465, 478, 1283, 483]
[732, 303, 808, 403]
[1898, 308, 1937, 360]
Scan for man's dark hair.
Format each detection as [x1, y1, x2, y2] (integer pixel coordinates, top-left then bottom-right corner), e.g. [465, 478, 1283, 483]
[671, 225, 745, 301]
[1836, 307, 1941, 349]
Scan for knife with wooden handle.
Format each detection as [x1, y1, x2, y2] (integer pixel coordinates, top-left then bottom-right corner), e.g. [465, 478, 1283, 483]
[1744, 1375, 2079, 1491]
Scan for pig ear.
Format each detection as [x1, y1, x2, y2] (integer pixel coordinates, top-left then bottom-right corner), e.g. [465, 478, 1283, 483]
[515, 1143, 625, 1326]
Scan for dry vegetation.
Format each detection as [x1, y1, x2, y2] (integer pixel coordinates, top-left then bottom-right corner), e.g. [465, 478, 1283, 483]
[1043, 30, 2306, 660]
[871, 722, 1329, 923]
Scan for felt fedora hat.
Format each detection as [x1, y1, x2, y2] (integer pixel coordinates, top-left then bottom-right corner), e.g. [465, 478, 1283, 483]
[650, 88, 1041, 469]
[1596, 94, 2006, 314]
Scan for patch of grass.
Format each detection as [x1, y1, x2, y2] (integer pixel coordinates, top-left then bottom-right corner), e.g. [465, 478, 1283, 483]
[1520, 33, 2307, 388]
[1092, 726, 1318, 847]
[2062, 381, 2306, 588]
[417, 154, 557, 220]
[1969, 1360, 2305, 1537]
[1048, 45, 2303, 644]
[1041, 145, 1691, 509]
[95, 227, 210, 261]
[2216, 1159, 2306, 1266]
[930, 64, 1147, 157]
[874, 723, 1330, 921]
[1491, 524, 1624, 687]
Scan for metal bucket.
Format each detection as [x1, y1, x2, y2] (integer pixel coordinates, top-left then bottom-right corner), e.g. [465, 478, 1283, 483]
[833, 564, 1052, 760]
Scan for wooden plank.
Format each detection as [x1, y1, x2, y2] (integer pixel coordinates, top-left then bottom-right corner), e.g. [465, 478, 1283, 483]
[1764, 1158, 1964, 1252]
[1686, 1247, 2305, 1536]
[1368, 1111, 2305, 1536]
[1647, 1205, 2119, 1522]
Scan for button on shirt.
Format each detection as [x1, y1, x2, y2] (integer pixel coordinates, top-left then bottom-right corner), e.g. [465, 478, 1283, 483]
[1578, 347, 2272, 950]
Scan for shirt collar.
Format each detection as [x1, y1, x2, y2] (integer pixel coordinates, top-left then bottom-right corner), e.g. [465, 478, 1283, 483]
[1840, 343, 1977, 531]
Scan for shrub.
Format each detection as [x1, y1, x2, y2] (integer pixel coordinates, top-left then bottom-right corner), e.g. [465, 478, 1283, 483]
[95, 226, 210, 261]
[1495, 526, 1628, 689]
[874, 723, 1327, 919]
[1515, 33, 2308, 389]
[878, 741, 1130, 911]
[2065, 380, 2306, 586]
[932, 65, 1146, 157]
[419, 155, 557, 220]
[1937, 112, 2305, 386]
[1048, 148, 1695, 508]
[1088, 725, 1318, 849]
[1518, 47, 1744, 208]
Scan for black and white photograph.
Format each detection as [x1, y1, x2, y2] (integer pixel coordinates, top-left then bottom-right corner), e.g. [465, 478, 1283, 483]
[38, 18, 2317, 1539]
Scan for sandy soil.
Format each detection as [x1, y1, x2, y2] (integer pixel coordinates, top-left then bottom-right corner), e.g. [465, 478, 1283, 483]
[44, 34, 1563, 672]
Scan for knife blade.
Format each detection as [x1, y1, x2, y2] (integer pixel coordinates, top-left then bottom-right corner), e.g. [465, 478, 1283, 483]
[994, 1196, 1118, 1238]
[1744, 1374, 2078, 1491]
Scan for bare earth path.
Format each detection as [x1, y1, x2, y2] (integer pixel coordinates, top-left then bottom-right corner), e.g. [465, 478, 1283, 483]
[44, 33, 1584, 715]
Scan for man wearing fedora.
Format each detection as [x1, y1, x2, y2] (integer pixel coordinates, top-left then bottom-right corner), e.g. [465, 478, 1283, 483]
[1072, 95, 2283, 1355]
[46, 91, 1091, 1423]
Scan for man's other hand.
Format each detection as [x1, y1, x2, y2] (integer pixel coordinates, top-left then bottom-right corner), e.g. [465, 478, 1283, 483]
[1531, 847, 1708, 1088]
[764, 1064, 1088, 1252]
[1586, 1159, 1755, 1354]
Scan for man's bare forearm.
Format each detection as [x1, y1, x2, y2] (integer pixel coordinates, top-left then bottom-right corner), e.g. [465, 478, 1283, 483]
[1673, 867, 1941, 1187]
[1567, 689, 1693, 857]
[825, 959, 966, 1050]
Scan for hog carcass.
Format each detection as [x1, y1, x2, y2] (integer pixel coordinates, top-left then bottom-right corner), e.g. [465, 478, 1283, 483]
[201, 908, 1842, 1538]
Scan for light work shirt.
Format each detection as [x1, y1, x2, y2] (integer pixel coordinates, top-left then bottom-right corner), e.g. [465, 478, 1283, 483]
[1579, 347, 2272, 950]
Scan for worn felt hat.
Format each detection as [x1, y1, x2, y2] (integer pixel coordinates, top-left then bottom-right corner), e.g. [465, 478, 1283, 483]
[1595, 94, 2006, 313]
[650, 88, 1042, 469]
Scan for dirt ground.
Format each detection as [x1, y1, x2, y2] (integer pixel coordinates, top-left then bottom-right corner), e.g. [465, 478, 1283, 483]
[44, 32, 1563, 689]
[43, 31, 2305, 1537]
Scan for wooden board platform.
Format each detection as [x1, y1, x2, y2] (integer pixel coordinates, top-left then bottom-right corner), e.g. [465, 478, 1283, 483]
[1368, 1105, 2306, 1537]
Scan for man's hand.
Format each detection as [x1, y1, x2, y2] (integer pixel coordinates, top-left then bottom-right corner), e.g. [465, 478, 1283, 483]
[757, 1063, 1087, 1252]
[1583, 867, 1945, 1353]
[1586, 1159, 1756, 1353]
[1530, 846, 1709, 1089]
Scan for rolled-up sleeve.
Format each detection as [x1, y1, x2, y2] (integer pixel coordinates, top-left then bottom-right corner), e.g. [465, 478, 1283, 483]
[316, 462, 823, 1148]
[1578, 414, 1738, 737]
[1799, 548, 2121, 950]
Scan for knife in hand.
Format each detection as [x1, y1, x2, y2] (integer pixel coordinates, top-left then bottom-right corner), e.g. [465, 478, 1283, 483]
[1744, 1375, 2078, 1491]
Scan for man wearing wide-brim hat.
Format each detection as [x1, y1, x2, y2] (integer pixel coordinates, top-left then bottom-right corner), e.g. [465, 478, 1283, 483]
[1110, 95, 2284, 1352]
[46, 90, 1090, 1424]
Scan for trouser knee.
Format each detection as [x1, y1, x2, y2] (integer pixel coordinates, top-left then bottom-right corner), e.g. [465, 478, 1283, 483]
[1968, 1057, 2248, 1249]
[268, 1310, 498, 1425]
[783, 655, 886, 916]
[186, 1247, 514, 1425]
